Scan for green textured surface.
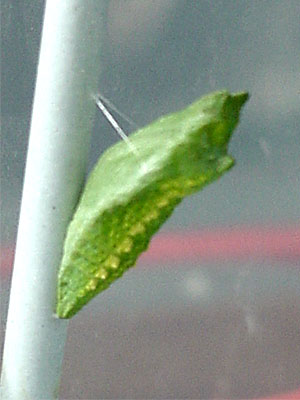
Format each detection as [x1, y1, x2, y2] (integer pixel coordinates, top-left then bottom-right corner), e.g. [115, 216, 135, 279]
[56, 91, 248, 318]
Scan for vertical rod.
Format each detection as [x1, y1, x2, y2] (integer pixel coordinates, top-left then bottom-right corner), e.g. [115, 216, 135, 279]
[1, 1, 107, 398]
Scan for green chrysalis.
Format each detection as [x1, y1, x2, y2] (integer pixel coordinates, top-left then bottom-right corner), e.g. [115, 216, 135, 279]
[56, 90, 248, 318]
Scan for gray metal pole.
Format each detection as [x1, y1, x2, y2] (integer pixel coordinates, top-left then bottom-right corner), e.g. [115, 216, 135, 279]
[1, 1, 107, 398]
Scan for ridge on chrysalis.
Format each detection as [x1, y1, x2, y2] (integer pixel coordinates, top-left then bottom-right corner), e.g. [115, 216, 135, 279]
[56, 90, 249, 318]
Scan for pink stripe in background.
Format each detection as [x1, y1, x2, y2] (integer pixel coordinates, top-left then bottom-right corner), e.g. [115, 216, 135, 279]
[1, 225, 300, 277]
[141, 224, 300, 263]
[1, 246, 14, 277]
[257, 388, 300, 399]
[1, 224, 300, 399]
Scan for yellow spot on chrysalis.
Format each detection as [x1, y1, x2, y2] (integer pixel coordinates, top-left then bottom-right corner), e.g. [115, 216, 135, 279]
[161, 180, 181, 191]
[129, 222, 146, 235]
[105, 254, 120, 270]
[95, 268, 108, 280]
[156, 198, 169, 208]
[185, 178, 199, 188]
[86, 278, 98, 291]
[144, 209, 159, 223]
[168, 189, 183, 198]
[117, 237, 133, 253]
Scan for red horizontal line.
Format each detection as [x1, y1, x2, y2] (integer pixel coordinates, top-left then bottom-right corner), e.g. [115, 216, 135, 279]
[256, 388, 300, 400]
[140, 224, 300, 263]
[1, 225, 299, 277]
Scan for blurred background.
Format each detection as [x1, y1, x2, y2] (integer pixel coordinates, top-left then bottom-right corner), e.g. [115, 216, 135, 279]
[1, 1, 299, 398]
